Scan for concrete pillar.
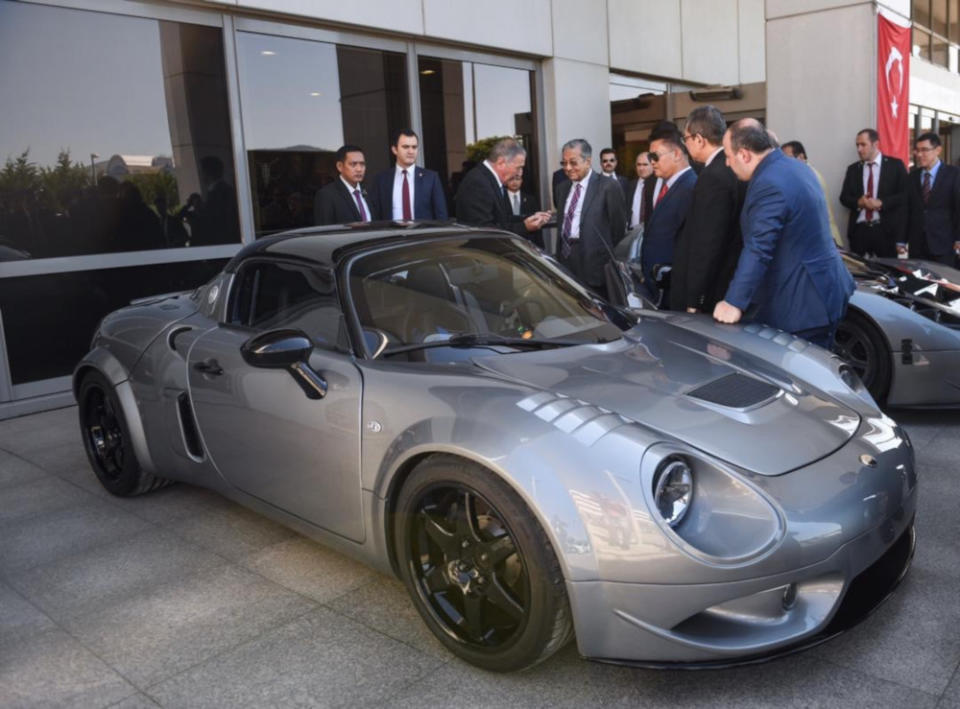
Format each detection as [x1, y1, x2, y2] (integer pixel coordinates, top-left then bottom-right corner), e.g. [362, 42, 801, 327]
[766, 1, 910, 248]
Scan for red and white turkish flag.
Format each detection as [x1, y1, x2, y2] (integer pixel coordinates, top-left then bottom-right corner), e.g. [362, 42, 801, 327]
[877, 12, 911, 164]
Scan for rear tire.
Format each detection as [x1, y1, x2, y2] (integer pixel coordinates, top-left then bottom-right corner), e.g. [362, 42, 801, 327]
[78, 371, 170, 496]
[832, 310, 891, 403]
[394, 455, 573, 672]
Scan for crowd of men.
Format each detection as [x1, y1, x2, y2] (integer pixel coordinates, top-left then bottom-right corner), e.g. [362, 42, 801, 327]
[316, 112, 960, 349]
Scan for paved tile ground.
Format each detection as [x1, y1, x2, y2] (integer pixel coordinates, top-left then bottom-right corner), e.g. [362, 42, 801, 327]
[0, 405, 958, 708]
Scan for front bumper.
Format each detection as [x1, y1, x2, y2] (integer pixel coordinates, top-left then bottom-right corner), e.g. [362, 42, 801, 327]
[567, 502, 915, 667]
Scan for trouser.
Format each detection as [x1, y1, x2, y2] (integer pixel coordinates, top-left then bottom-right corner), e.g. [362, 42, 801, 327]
[850, 222, 895, 258]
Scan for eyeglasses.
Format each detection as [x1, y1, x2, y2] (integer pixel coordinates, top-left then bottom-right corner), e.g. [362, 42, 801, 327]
[601, 158, 616, 163]
[916, 146, 937, 153]
[682, 133, 698, 143]
[649, 152, 662, 162]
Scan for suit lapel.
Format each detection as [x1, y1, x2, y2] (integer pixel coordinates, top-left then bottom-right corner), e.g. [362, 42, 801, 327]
[577, 173, 600, 219]
[336, 179, 361, 220]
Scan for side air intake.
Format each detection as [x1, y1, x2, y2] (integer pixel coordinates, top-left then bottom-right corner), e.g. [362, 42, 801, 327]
[177, 392, 205, 461]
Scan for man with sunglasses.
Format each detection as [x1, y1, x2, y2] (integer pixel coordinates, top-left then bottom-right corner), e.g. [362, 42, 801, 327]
[639, 123, 696, 302]
[599, 148, 629, 198]
[670, 105, 745, 314]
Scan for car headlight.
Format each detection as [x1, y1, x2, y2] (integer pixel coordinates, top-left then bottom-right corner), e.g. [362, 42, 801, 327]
[653, 457, 693, 527]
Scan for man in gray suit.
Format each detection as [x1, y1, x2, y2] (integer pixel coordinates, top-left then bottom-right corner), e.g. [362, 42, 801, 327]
[556, 139, 627, 299]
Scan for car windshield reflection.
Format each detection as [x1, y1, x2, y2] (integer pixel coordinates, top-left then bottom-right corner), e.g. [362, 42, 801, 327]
[349, 236, 631, 359]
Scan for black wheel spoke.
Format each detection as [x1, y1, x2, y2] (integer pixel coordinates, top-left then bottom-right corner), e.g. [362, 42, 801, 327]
[479, 534, 516, 567]
[462, 593, 486, 643]
[485, 575, 524, 621]
[454, 491, 484, 545]
[420, 510, 460, 557]
[422, 563, 449, 594]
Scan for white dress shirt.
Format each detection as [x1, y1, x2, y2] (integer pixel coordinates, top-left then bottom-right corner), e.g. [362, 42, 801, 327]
[630, 180, 644, 228]
[562, 170, 592, 239]
[857, 152, 882, 224]
[340, 176, 372, 221]
[391, 164, 416, 220]
[507, 189, 522, 216]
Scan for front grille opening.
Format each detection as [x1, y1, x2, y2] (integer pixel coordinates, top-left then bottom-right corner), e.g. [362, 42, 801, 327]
[177, 392, 205, 461]
[687, 373, 780, 409]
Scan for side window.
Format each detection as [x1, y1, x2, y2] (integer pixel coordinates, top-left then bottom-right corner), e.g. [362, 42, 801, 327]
[229, 261, 348, 351]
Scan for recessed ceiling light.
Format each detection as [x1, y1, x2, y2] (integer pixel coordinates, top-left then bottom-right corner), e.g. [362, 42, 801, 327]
[420, 69, 436, 76]
[310, 92, 321, 97]
[261, 50, 276, 56]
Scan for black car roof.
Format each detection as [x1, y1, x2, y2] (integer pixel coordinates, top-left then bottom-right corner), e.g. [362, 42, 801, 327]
[224, 221, 514, 273]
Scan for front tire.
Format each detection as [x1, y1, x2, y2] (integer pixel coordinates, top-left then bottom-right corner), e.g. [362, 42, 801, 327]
[78, 371, 170, 496]
[832, 310, 892, 403]
[394, 455, 573, 672]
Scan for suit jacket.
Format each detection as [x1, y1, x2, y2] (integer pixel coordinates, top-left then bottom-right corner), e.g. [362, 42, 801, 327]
[839, 155, 908, 250]
[625, 176, 656, 229]
[552, 168, 569, 211]
[555, 172, 627, 287]
[907, 162, 960, 257]
[600, 173, 630, 199]
[725, 150, 854, 333]
[454, 163, 526, 236]
[640, 168, 696, 284]
[369, 166, 448, 221]
[670, 155, 744, 312]
[314, 179, 369, 225]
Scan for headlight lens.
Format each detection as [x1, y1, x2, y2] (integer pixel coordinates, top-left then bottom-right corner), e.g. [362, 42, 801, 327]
[653, 458, 693, 527]
[838, 363, 863, 391]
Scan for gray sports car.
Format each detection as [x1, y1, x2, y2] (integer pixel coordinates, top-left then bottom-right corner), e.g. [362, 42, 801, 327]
[75, 224, 916, 672]
[837, 253, 960, 407]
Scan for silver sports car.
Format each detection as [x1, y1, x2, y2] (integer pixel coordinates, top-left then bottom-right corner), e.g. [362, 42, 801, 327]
[75, 224, 916, 672]
[837, 253, 960, 407]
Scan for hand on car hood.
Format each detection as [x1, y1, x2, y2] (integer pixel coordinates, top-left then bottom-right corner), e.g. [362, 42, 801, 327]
[473, 319, 861, 475]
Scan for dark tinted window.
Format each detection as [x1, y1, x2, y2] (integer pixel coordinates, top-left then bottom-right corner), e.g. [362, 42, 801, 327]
[0, 1, 240, 258]
[230, 261, 346, 350]
[1, 260, 226, 384]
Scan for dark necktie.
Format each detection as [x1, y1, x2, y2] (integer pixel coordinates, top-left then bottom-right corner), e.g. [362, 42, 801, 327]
[865, 163, 875, 221]
[401, 170, 412, 221]
[656, 180, 668, 207]
[560, 182, 582, 258]
[923, 171, 932, 204]
[638, 183, 646, 225]
[353, 189, 367, 221]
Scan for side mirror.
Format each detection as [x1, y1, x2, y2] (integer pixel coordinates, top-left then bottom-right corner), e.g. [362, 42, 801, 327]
[241, 329, 327, 399]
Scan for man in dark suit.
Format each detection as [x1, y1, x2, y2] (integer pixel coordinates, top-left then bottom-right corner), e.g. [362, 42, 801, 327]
[505, 173, 543, 248]
[715, 119, 854, 348]
[455, 138, 551, 236]
[640, 125, 696, 302]
[907, 132, 960, 265]
[626, 151, 655, 230]
[555, 139, 627, 299]
[314, 145, 373, 225]
[839, 128, 909, 257]
[599, 148, 630, 198]
[670, 106, 744, 313]
[369, 130, 448, 221]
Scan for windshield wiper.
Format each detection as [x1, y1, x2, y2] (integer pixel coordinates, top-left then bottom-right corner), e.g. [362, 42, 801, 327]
[381, 333, 585, 357]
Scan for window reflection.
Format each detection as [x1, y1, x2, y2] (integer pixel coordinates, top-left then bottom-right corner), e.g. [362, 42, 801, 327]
[0, 1, 239, 258]
[418, 57, 537, 217]
[237, 34, 408, 236]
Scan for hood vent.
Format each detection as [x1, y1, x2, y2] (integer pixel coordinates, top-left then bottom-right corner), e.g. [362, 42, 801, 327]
[687, 373, 780, 409]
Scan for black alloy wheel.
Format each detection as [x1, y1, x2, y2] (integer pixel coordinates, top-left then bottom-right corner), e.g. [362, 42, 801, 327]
[78, 371, 169, 496]
[832, 311, 891, 403]
[395, 455, 573, 672]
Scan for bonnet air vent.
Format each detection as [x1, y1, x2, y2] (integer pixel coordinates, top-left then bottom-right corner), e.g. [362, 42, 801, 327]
[687, 373, 780, 409]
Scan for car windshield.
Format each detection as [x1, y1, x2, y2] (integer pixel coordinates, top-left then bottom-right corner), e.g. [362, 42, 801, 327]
[348, 236, 633, 357]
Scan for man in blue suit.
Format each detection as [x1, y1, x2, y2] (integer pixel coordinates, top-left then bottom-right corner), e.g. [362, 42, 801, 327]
[714, 119, 854, 348]
[369, 130, 448, 221]
[640, 124, 697, 303]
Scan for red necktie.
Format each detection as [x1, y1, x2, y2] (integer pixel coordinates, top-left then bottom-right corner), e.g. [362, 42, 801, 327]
[865, 163, 874, 221]
[401, 170, 412, 221]
[353, 189, 367, 221]
[656, 180, 668, 206]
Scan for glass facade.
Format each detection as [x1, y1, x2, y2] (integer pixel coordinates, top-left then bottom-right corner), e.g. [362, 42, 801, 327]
[0, 1, 240, 258]
[237, 34, 409, 236]
[417, 57, 537, 213]
[913, 0, 960, 70]
[0, 0, 542, 414]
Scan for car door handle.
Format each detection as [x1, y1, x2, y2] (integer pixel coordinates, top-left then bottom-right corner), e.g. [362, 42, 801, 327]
[194, 358, 223, 376]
